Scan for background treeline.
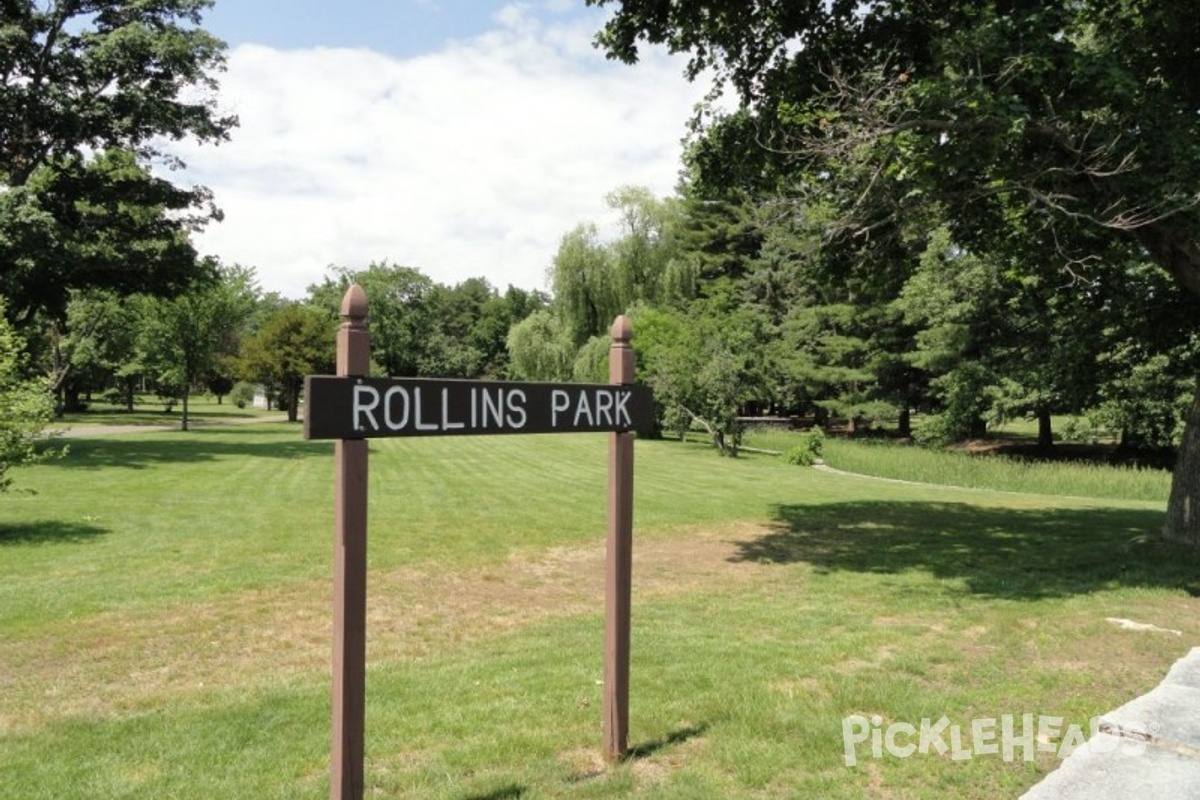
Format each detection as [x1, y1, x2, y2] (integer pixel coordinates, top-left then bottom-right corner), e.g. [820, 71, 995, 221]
[10, 177, 1198, 456]
[515, 186, 1200, 456]
[11, 261, 546, 431]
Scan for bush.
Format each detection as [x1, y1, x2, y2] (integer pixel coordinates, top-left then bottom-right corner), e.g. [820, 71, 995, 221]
[1059, 416, 1098, 444]
[230, 382, 256, 410]
[783, 428, 825, 466]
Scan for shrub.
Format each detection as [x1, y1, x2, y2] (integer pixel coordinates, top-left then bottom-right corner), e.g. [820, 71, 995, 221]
[230, 382, 256, 410]
[783, 428, 825, 466]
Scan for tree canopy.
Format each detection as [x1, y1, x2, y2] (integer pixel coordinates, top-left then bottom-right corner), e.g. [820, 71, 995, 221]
[0, 1, 236, 322]
[592, 1, 1200, 296]
[1, 0, 234, 186]
[589, 0, 1200, 544]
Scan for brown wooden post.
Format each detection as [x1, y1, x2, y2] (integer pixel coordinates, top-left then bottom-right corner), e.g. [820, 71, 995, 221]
[332, 285, 370, 800]
[604, 315, 635, 760]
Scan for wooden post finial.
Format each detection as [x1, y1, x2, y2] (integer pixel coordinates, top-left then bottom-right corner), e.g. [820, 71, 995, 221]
[337, 285, 370, 378]
[340, 284, 369, 323]
[610, 314, 633, 345]
[609, 315, 634, 386]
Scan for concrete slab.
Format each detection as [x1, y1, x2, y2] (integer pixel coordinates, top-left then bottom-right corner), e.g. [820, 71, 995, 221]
[1020, 647, 1200, 800]
[1163, 646, 1200, 691]
[1020, 732, 1200, 800]
[1100, 683, 1200, 751]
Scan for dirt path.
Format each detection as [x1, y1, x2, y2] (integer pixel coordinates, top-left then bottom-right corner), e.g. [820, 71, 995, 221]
[55, 414, 291, 438]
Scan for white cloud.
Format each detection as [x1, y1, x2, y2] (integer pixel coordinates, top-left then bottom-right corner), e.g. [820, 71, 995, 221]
[171, 5, 710, 299]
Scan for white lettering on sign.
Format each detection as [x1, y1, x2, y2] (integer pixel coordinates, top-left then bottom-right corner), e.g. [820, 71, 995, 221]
[481, 387, 504, 429]
[441, 388, 465, 430]
[383, 386, 409, 430]
[615, 390, 632, 427]
[574, 392, 593, 427]
[551, 389, 570, 427]
[596, 390, 614, 426]
[354, 385, 381, 432]
[413, 387, 439, 431]
[506, 389, 528, 429]
[547, 388, 636, 430]
[342, 382, 637, 436]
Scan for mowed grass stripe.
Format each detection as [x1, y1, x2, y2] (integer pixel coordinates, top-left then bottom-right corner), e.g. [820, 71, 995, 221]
[0, 426, 1166, 628]
[2, 425, 1196, 799]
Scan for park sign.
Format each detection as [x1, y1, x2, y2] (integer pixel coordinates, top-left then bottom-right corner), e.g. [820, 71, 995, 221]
[303, 376, 654, 440]
[313, 284, 645, 800]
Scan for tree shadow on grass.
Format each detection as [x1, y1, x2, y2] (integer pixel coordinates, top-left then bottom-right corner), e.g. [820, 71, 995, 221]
[0, 520, 108, 546]
[730, 501, 1200, 600]
[48, 429, 331, 470]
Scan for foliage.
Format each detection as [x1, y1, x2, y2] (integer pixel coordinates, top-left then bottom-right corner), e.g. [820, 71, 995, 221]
[0, 1, 236, 322]
[505, 309, 576, 381]
[229, 381, 256, 410]
[782, 428, 824, 466]
[237, 304, 333, 423]
[137, 264, 257, 429]
[205, 373, 234, 403]
[0, 302, 58, 490]
[309, 264, 543, 379]
[632, 302, 768, 455]
[551, 188, 686, 345]
[0, 0, 234, 185]
[570, 333, 610, 383]
[590, 1, 1200, 543]
[0, 150, 214, 324]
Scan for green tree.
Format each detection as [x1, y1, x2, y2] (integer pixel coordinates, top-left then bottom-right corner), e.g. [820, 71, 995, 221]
[46, 289, 142, 413]
[308, 263, 433, 377]
[1, 1, 236, 323]
[471, 286, 547, 378]
[551, 188, 686, 344]
[137, 264, 256, 429]
[633, 302, 768, 455]
[505, 309, 576, 381]
[0, 301, 56, 491]
[551, 223, 620, 346]
[238, 304, 333, 423]
[1, 150, 213, 325]
[591, 0, 1200, 545]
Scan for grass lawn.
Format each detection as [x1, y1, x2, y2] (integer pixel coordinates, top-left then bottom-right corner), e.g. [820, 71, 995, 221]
[1, 425, 1197, 798]
[55, 394, 281, 428]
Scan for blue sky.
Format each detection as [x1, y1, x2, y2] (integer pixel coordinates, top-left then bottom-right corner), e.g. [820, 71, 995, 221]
[171, 1, 707, 298]
[205, 0, 587, 57]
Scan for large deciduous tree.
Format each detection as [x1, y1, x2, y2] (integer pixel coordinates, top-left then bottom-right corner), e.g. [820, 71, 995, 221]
[308, 263, 434, 378]
[0, 0, 235, 322]
[238, 304, 333, 423]
[137, 264, 256, 430]
[590, 0, 1200, 546]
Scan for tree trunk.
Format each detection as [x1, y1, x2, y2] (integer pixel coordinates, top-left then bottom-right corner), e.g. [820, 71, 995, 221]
[1037, 407, 1053, 449]
[898, 406, 912, 437]
[181, 386, 190, 432]
[287, 381, 300, 423]
[1164, 380, 1200, 547]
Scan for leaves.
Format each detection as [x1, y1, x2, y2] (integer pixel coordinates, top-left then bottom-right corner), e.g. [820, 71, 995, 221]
[0, 300, 58, 491]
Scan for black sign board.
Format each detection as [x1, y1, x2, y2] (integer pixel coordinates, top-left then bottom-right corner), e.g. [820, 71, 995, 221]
[304, 376, 654, 440]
